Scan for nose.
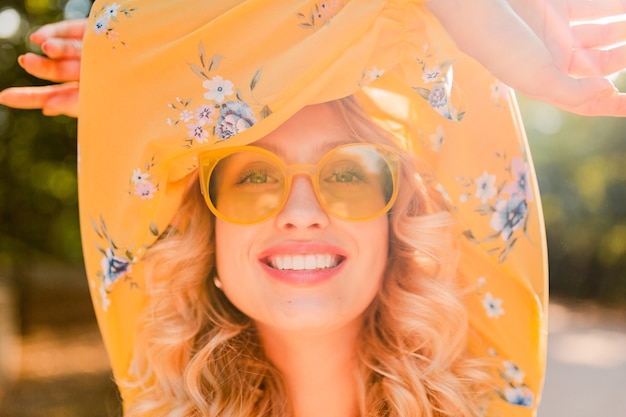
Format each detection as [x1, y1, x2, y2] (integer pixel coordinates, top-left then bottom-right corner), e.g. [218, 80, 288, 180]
[275, 175, 329, 230]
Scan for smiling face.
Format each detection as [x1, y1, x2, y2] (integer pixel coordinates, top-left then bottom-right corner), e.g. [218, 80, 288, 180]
[214, 103, 389, 337]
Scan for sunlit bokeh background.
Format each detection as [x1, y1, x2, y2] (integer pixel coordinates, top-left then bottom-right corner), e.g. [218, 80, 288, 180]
[0, 1, 624, 416]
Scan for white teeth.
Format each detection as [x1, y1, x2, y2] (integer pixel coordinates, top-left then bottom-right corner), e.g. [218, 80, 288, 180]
[268, 254, 339, 270]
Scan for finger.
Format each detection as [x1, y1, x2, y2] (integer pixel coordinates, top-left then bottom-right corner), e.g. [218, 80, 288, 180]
[42, 87, 80, 117]
[41, 38, 82, 59]
[520, 66, 617, 107]
[567, 0, 626, 21]
[510, 0, 577, 72]
[569, 44, 626, 76]
[0, 82, 79, 111]
[572, 20, 626, 48]
[565, 92, 626, 116]
[537, 75, 626, 116]
[18, 53, 80, 82]
[30, 18, 87, 44]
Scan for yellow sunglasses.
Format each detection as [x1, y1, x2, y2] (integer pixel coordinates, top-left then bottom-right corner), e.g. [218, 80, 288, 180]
[198, 143, 400, 224]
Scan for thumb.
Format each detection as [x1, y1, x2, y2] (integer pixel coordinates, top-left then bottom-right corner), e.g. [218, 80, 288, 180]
[521, 69, 620, 113]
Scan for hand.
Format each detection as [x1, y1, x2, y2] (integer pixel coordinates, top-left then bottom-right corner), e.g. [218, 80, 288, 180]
[426, 0, 626, 116]
[0, 19, 86, 117]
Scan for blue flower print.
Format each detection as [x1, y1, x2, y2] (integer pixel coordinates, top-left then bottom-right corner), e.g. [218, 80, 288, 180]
[428, 84, 451, 119]
[504, 157, 534, 202]
[504, 385, 534, 407]
[101, 248, 132, 289]
[91, 2, 135, 49]
[216, 101, 257, 139]
[170, 44, 272, 146]
[489, 194, 528, 241]
[94, 16, 108, 34]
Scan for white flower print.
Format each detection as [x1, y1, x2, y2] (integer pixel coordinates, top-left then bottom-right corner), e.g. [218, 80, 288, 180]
[187, 120, 209, 143]
[99, 284, 111, 312]
[195, 104, 217, 123]
[179, 109, 194, 123]
[105, 3, 121, 17]
[435, 183, 453, 204]
[297, 1, 346, 28]
[504, 386, 534, 407]
[429, 125, 445, 152]
[131, 168, 150, 184]
[475, 170, 497, 203]
[94, 14, 110, 34]
[170, 44, 271, 146]
[366, 67, 385, 83]
[423, 66, 441, 83]
[482, 292, 504, 318]
[203, 75, 234, 104]
[503, 360, 525, 384]
[91, 2, 134, 48]
[133, 180, 157, 200]
[491, 79, 510, 102]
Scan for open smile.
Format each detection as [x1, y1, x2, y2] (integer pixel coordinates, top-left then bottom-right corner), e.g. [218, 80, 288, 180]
[264, 254, 345, 271]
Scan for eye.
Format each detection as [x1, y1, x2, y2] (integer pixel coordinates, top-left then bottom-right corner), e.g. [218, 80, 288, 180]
[325, 167, 366, 184]
[238, 168, 278, 185]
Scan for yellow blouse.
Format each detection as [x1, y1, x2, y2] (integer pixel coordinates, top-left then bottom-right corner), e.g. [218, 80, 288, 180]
[78, 1, 547, 415]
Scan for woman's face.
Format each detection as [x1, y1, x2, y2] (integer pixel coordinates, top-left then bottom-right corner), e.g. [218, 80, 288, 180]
[214, 103, 389, 336]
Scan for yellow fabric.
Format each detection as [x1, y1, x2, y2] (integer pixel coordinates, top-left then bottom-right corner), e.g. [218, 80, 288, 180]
[78, 0, 548, 415]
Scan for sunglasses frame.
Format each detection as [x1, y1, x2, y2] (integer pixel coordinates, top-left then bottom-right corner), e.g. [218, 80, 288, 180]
[198, 143, 400, 224]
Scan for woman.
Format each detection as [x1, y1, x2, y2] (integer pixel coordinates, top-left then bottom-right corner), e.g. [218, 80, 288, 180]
[127, 98, 485, 416]
[2, 0, 626, 415]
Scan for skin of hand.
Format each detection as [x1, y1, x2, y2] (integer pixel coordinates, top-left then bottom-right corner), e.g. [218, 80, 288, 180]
[0, 19, 85, 117]
[425, 0, 626, 116]
[3, 4, 626, 117]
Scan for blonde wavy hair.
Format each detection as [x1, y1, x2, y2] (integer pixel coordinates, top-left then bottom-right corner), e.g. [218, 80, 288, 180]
[124, 97, 489, 416]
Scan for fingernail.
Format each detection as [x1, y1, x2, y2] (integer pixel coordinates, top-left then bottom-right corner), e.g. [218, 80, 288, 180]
[17, 54, 25, 67]
[41, 41, 49, 55]
[29, 28, 45, 44]
[600, 88, 618, 98]
[600, 81, 619, 97]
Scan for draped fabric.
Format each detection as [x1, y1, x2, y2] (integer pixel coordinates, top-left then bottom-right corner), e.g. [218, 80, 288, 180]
[78, 1, 547, 415]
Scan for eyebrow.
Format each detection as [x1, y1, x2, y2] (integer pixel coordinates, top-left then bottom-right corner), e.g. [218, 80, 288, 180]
[261, 138, 358, 158]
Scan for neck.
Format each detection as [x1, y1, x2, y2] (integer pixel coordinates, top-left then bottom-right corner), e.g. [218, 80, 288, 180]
[256, 320, 363, 417]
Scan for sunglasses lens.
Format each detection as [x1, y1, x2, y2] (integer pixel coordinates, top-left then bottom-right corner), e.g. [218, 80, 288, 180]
[209, 151, 285, 223]
[203, 145, 397, 223]
[318, 146, 395, 220]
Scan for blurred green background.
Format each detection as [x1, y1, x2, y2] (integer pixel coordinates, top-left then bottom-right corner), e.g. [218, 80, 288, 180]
[0, 0, 624, 416]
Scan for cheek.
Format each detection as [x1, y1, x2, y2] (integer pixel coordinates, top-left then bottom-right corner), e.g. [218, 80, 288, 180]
[214, 220, 251, 279]
[364, 215, 389, 266]
[213, 219, 266, 311]
[352, 216, 390, 296]
[214, 220, 233, 269]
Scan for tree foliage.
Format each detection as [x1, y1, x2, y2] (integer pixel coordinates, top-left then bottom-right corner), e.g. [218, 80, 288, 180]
[1, 0, 85, 270]
[520, 92, 626, 305]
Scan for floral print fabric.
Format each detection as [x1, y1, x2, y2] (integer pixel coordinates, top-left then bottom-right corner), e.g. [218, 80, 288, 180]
[78, 1, 547, 415]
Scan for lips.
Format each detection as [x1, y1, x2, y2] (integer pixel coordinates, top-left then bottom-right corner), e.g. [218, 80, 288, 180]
[258, 243, 347, 284]
[266, 254, 344, 271]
